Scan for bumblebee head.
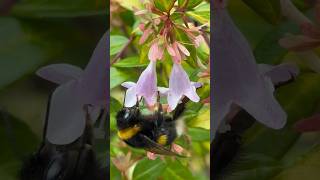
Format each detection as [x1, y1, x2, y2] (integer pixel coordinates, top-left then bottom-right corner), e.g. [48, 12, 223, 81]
[116, 107, 140, 130]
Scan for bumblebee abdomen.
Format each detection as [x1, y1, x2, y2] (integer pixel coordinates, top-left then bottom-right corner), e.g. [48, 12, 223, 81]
[156, 135, 168, 145]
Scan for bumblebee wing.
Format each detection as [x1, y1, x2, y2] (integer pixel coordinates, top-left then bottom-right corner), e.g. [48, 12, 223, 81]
[140, 134, 186, 157]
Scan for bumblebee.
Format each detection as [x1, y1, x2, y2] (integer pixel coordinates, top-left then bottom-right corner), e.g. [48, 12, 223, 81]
[116, 96, 187, 156]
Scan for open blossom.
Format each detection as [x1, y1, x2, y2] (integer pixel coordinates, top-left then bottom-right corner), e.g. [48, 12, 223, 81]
[36, 31, 108, 145]
[279, 0, 320, 72]
[167, 63, 201, 110]
[213, 1, 288, 140]
[122, 60, 157, 107]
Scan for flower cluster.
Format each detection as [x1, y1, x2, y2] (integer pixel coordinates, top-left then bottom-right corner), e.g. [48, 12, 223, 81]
[122, 1, 206, 111]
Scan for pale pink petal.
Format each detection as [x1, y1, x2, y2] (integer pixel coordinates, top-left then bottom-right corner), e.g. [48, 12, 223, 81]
[82, 31, 108, 106]
[134, 9, 148, 15]
[139, 27, 153, 45]
[136, 61, 158, 106]
[46, 81, 86, 145]
[171, 42, 182, 63]
[157, 45, 164, 60]
[124, 86, 138, 107]
[37, 64, 83, 84]
[147, 151, 157, 160]
[168, 63, 200, 110]
[121, 82, 136, 89]
[279, 34, 320, 51]
[213, 8, 287, 140]
[177, 42, 190, 56]
[167, 92, 182, 111]
[148, 42, 159, 61]
[139, 23, 145, 31]
[172, 144, 183, 154]
[158, 87, 169, 96]
[195, 35, 205, 47]
[191, 82, 203, 89]
[167, 44, 176, 56]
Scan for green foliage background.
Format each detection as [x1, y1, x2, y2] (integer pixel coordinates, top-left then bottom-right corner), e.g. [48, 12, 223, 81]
[218, 0, 320, 180]
[0, 0, 107, 179]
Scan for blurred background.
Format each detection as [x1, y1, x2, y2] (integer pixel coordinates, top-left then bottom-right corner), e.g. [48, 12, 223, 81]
[0, 0, 107, 179]
[109, 0, 210, 179]
[213, 0, 320, 180]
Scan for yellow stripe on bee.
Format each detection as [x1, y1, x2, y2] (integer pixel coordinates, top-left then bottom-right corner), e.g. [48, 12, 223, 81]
[118, 125, 141, 140]
[157, 135, 168, 145]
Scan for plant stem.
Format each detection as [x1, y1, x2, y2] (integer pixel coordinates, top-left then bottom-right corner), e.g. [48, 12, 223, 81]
[111, 35, 135, 65]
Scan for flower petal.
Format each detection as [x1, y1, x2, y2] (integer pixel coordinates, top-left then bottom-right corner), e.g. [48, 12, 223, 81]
[294, 114, 320, 132]
[168, 63, 200, 110]
[46, 81, 86, 145]
[136, 61, 158, 106]
[177, 42, 190, 56]
[36, 64, 84, 84]
[148, 42, 160, 61]
[213, 8, 287, 140]
[124, 86, 138, 107]
[121, 81, 136, 89]
[82, 31, 108, 106]
[167, 44, 176, 56]
[139, 27, 153, 45]
[279, 34, 320, 51]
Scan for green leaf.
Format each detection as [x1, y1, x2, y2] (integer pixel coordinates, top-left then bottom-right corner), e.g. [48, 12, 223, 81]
[242, 0, 281, 25]
[178, 0, 203, 9]
[154, 0, 176, 13]
[0, 109, 39, 164]
[133, 158, 166, 180]
[110, 35, 129, 56]
[116, 0, 144, 11]
[110, 97, 122, 131]
[113, 56, 148, 68]
[254, 22, 299, 64]
[161, 160, 194, 179]
[0, 18, 45, 90]
[272, 145, 320, 180]
[110, 67, 131, 89]
[188, 127, 210, 141]
[11, 0, 106, 18]
[186, 11, 209, 25]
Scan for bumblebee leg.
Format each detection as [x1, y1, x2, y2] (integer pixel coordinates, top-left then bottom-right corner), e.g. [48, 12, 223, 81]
[172, 101, 186, 120]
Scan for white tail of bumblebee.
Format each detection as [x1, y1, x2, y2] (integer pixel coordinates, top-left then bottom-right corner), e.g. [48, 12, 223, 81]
[175, 117, 185, 137]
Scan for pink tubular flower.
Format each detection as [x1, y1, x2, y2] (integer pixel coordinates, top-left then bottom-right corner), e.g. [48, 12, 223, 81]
[167, 41, 190, 63]
[148, 41, 164, 61]
[139, 26, 153, 44]
[167, 63, 201, 110]
[36, 32, 108, 145]
[122, 60, 157, 107]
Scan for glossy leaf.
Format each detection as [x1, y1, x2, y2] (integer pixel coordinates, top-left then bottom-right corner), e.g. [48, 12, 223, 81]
[242, 0, 281, 25]
[133, 158, 166, 180]
[113, 56, 149, 68]
[110, 35, 129, 56]
[178, 0, 203, 9]
[110, 67, 131, 89]
[153, 0, 175, 13]
[188, 127, 210, 141]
